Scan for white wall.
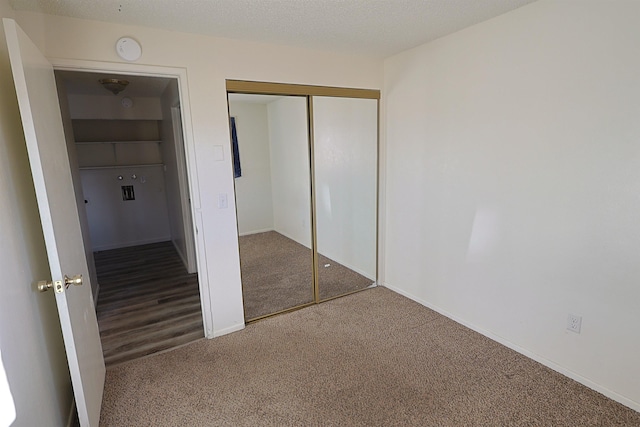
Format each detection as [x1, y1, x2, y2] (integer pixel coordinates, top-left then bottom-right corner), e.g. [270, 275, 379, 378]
[384, 0, 640, 411]
[13, 11, 383, 337]
[268, 96, 312, 247]
[65, 92, 177, 252]
[68, 94, 162, 120]
[81, 166, 172, 251]
[72, 117, 173, 251]
[0, 4, 72, 426]
[228, 100, 274, 235]
[313, 96, 377, 279]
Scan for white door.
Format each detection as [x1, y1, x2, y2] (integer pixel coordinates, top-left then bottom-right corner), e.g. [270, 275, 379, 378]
[3, 18, 105, 426]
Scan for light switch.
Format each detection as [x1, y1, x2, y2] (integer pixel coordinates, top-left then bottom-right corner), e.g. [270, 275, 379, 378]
[213, 145, 224, 161]
[218, 193, 228, 209]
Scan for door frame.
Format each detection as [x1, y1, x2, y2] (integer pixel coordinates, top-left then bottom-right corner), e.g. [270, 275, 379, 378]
[50, 58, 213, 337]
[171, 103, 197, 273]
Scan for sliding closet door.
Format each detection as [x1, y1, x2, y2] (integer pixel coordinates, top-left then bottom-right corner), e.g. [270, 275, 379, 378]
[312, 96, 378, 300]
[229, 94, 314, 321]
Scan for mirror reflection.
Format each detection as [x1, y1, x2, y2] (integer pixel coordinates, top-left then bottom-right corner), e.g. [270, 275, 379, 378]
[228, 94, 314, 321]
[313, 96, 378, 300]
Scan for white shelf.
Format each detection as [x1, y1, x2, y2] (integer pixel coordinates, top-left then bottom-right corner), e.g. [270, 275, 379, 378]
[75, 140, 162, 145]
[79, 163, 164, 171]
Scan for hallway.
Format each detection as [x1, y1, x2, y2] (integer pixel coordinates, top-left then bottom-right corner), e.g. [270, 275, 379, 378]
[95, 241, 203, 366]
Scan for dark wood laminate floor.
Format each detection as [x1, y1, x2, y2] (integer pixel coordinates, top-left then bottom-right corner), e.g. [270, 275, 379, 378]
[94, 241, 204, 366]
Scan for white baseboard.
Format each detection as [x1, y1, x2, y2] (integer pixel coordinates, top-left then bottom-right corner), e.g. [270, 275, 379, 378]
[272, 229, 311, 250]
[211, 322, 245, 338]
[238, 228, 274, 237]
[243, 229, 375, 281]
[91, 236, 172, 252]
[382, 281, 640, 413]
[171, 239, 189, 271]
[318, 253, 375, 281]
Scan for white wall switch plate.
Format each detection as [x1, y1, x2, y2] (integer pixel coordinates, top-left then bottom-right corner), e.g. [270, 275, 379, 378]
[218, 193, 228, 209]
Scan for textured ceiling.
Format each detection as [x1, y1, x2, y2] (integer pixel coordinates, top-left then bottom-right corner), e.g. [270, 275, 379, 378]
[10, 0, 537, 57]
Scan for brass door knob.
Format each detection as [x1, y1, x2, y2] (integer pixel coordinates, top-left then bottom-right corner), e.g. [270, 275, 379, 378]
[38, 274, 83, 293]
[37, 280, 56, 292]
[65, 274, 83, 287]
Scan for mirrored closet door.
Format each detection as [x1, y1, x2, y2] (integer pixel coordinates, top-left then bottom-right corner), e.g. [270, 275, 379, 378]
[228, 93, 314, 321]
[312, 96, 378, 301]
[227, 82, 379, 322]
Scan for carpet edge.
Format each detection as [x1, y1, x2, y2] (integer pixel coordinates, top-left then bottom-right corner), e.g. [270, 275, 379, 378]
[381, 281, 640, 413]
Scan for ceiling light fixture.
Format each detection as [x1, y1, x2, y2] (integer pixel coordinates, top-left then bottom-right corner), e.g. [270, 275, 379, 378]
[99, 78, 129, 95]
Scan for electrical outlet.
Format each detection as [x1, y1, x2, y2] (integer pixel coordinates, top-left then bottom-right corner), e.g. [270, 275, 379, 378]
[567, 314, 582, 334]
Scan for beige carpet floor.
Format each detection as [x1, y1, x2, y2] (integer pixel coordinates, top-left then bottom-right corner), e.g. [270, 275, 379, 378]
[239, 231, 373, 320]
[100, 287, 640, 426]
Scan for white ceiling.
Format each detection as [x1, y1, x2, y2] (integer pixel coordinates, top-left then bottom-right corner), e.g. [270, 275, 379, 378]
[10, 0, 538, 57]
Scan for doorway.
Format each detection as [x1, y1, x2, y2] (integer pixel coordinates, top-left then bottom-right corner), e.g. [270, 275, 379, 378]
[227, 82, 380, 322]
[55, 70, 203, 365]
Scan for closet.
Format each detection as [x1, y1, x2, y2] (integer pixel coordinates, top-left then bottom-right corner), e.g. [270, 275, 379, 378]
[227, 81, 379, 321]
